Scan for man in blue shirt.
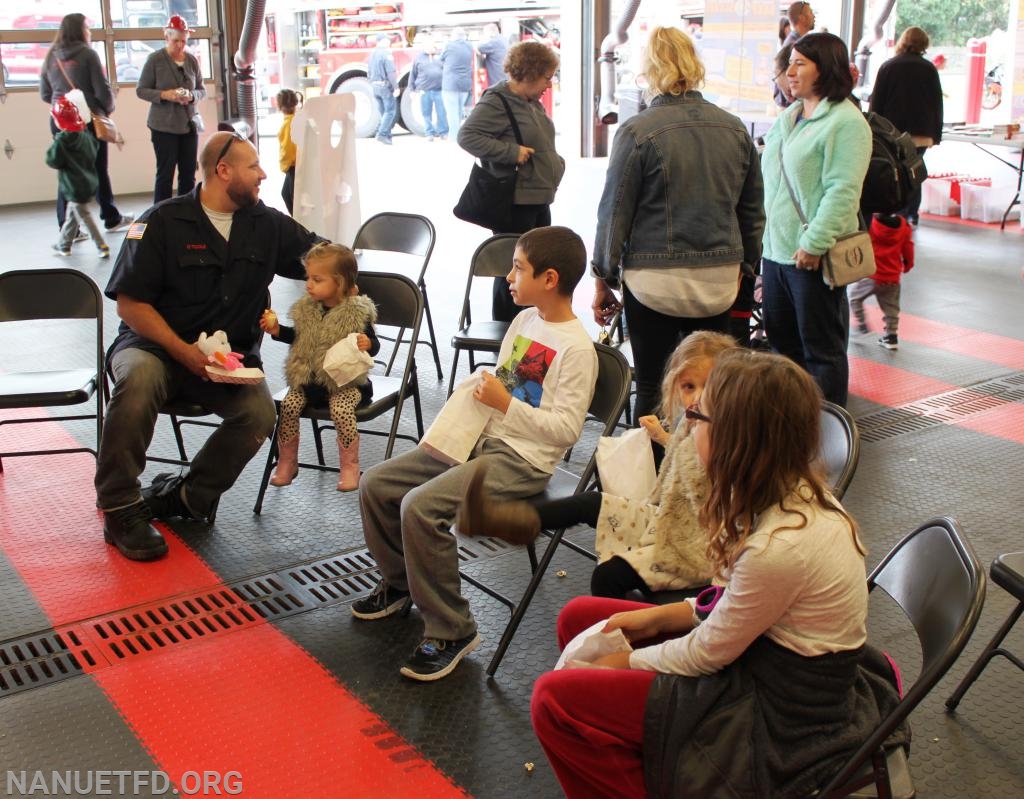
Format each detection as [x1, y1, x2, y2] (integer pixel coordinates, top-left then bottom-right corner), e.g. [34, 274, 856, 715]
[410, 35, 448, 140]
[477, 24, 508, 88]
[368, 34, 397, 145]
[440, 27, 474, 139]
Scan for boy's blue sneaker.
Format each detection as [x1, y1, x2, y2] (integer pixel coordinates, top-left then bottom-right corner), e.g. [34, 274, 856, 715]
[400, 632, 481, 682]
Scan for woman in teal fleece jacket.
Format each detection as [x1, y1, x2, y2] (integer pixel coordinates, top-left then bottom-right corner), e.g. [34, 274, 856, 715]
[760, 32, 871, 406]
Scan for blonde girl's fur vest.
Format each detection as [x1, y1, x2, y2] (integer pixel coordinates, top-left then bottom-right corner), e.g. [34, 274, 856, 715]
[596, 431, 714, 591]
[283, 294, 377, 392]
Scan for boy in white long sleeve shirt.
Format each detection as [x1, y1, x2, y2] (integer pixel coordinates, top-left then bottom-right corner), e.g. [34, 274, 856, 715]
[355, 226, 599, 682]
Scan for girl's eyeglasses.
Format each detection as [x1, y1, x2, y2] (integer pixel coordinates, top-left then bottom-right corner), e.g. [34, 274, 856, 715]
[684, 403, 712, 424]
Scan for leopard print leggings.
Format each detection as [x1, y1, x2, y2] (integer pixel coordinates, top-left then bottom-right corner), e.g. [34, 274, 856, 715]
[278, 385, 361, 446]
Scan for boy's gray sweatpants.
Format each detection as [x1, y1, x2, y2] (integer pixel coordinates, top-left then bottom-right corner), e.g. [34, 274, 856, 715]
[359, 437, 550, 641]
[848, 278, 902, 336]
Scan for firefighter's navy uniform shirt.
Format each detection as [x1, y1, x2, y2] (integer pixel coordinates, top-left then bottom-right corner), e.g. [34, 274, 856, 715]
[105, 185, 321, 366]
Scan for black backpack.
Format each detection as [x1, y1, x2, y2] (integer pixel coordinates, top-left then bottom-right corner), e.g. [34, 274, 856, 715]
[860, 112, 928, 215]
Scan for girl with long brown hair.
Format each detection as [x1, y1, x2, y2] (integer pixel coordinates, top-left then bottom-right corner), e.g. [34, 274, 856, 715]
[531, 350, 900, 799]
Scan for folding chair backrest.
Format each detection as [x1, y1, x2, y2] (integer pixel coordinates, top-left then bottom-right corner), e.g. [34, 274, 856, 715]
[354, 212, 435, 271]
[819, 401, 860, 501]
[818, 517, 986, 795]
[0, 268, 101, 323]
[590, 342, 633, 432]
[471, 233, 519, 278]
[359, 271, 422, 334]
[455, 234, 520, 329]
[869, 518, 985, 670]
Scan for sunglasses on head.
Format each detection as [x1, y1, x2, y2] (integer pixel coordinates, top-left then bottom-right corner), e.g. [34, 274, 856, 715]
[215, 131, 246, 165]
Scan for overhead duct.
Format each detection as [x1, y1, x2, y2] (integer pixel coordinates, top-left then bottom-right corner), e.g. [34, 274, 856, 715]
[854, 0, 897, 94]
[596, 0, 642, 125]
[233, 0, 267, 140]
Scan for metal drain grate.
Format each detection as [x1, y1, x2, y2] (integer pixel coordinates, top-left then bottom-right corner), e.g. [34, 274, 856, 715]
[228, 574, 310, 621]
[456, 535, 515, 563]
[858, 375, 1024, 442]
[0, 631, 99, 698]
[83, 588, 265, 664]
[285, 549, 383, 605]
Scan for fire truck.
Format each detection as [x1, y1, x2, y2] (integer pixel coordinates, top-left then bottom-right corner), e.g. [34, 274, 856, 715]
[265, 1, 559, 137]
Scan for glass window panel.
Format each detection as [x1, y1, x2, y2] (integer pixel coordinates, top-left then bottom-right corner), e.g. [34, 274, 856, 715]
[114, 38, 211, 82]
[1, 2, 103, 31]
[108, 1, 208, 29]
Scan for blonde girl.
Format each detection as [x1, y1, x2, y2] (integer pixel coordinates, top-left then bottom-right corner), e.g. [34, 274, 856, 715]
[276, 88, 302, 214]
[458, 330, 737, 598]
[261, 242, 378, 491]
[532, 350, 881, 799]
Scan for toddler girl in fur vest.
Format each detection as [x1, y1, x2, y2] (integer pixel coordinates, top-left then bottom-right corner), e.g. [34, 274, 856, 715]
[260, 242, 379, 491]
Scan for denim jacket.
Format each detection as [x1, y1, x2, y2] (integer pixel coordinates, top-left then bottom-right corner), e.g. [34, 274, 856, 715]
[592, 92, 764, 288]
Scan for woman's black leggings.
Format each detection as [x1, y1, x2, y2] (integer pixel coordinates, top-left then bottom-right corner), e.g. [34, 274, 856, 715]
[531, 492, 648, 599]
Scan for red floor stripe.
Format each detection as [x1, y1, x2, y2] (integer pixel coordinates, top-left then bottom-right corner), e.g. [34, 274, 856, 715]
[859, 305, 1024, 369]
[950, 401, 1024, 445]
[849, 356, 959, 407]
[0, 414, 468, 798]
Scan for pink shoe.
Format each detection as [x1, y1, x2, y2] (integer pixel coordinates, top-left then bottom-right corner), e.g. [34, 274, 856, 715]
[337, 435, 360, 492]
[270, 435, 299, 487]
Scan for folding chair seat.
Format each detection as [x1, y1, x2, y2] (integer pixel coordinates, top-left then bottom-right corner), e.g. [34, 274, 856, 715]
[353, 212, 442, 381]
[447, 234, 520, 397]
[814, 517, 986, 798]
[946, 551, 1024, 711]
[253, 272, 425, 514]
[456, 343, 632, 675]
[0, 269, 104, 470]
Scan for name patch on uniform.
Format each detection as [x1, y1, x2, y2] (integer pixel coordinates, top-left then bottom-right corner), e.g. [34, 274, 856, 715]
[185, 243, 208, 250]
[126, 222, 147, 240]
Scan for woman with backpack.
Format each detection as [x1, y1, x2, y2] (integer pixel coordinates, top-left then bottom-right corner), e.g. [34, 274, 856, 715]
[39, 13, 133, 237]
[869, 27, 944, 225]
[760, 32, 871, 407]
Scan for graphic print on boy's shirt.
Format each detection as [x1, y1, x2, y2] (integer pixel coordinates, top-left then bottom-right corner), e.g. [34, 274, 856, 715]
[496, 335, 556, 408]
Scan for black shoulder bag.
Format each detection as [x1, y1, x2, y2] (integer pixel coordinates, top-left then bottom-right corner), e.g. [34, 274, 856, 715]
[453, 91, 523, 231]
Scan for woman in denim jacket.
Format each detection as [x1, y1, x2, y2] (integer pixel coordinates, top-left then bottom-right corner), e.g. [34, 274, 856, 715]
[591, 27, 764, 419]
[760, 33, 871, 406]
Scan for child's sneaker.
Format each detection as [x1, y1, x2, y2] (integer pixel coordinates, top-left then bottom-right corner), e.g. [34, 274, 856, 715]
[51, 244, 72, 257]
[878, 334, 899, 350]
[98, 245, 110, 259]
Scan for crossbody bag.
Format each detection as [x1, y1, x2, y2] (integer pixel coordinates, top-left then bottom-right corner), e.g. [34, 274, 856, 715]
[779, 146, 875, 288]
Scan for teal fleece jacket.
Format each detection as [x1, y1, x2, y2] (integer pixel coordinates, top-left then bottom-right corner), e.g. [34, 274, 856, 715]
[761, 98, 871, 264]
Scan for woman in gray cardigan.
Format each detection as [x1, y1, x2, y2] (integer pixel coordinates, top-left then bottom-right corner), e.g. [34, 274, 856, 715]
[136, 15, 206, 203]
[458, 40, 565, 322]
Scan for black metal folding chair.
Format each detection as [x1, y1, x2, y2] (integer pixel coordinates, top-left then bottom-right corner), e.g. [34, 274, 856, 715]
[818, 517, 986, 798]
[353, 212, 441, 381]
[446, 234, 520, 397]
[0, 268, 104, 470]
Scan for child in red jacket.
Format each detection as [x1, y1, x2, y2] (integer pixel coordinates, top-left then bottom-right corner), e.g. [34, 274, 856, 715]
[849, 213, 915, 350]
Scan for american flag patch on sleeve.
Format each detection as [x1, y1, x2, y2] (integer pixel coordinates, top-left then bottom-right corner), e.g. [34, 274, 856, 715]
[126, 222, 147, 240]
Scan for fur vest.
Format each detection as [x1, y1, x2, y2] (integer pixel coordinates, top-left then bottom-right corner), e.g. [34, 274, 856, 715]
[596, 431, 714, 591]
[284, 294, 377, 392]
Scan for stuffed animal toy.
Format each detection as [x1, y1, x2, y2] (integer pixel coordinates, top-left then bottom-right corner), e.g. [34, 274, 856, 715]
[196, 330, 244, 371]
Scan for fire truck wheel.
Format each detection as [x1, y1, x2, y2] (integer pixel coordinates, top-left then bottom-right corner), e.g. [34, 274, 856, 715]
[398, 88, 427, 137]
[333, 76, 381, 138]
